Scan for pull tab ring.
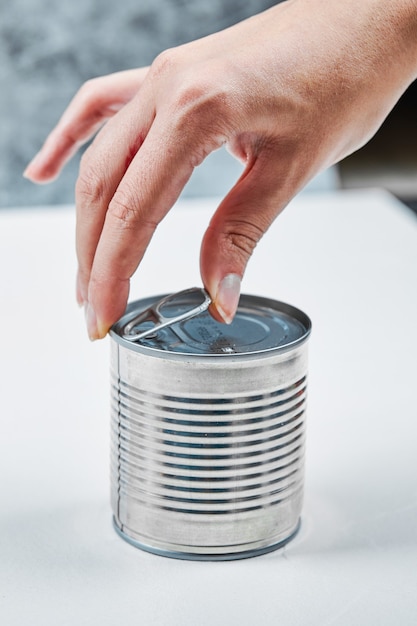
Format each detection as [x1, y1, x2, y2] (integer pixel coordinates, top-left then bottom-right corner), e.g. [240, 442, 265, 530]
[122, 287, 212, 342]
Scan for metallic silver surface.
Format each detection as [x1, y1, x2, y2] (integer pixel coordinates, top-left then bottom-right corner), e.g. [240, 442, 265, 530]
[113, 291, 310, 355]
[122, 287, 212, 342]
[110, 293, 311, 560]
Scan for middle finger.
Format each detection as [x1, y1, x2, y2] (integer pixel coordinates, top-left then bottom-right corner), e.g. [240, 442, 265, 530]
[75, 83, 156, 304]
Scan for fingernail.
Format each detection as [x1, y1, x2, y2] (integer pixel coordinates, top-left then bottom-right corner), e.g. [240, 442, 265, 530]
[215, 273, 241, 324]
[85, 302, 99, 341]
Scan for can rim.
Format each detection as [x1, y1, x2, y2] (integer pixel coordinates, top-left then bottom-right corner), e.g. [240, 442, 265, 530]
[112, 516, 302, 561]
[109, 293, 311, 359]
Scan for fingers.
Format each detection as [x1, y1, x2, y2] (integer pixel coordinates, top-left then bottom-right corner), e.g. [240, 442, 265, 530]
[23, 69, 148, 183]
[79, 88, 228, 339]
[75, 49, 236, 339]
[200, 140, 311, 323]
[74, 83, 157, 311]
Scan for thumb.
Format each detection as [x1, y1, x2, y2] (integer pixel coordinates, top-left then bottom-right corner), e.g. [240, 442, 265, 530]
[200, 150, 303, 323]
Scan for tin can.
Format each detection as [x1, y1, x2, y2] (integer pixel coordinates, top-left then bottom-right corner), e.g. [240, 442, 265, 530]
[109, 288, 311, 560]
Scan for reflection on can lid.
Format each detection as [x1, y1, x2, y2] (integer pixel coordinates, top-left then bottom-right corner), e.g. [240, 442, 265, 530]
[111, 291, 311, 356]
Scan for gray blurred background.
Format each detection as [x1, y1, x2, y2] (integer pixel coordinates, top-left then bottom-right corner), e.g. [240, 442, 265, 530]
[1, 0, 416, 210]
[0, 0, 276, 208]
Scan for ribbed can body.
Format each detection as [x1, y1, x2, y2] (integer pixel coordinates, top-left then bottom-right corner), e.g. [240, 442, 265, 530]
[110, 314, 309, 560]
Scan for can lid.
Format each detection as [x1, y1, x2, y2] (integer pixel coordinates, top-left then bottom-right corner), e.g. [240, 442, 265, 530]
[111, 288, 311, 356]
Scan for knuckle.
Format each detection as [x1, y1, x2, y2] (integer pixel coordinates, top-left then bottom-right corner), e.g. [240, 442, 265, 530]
[108, 189, 158, 235]
[174, 76, 230, 123]
[150, 49, 234, 141]
[76, 156, 107, 206]
[227, 232, 258, 258]
[169, 75, 233, 164]
[108, 190, 139, 229]
[153, 53, 231, 118]
[222, 220, 264, 259]
[150, 47, 181, 80]
[77, 78, 101, 106]
[73, 80, 102, 120]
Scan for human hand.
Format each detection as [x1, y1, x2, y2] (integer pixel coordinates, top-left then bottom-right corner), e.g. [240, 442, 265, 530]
[24, 0, 417, 339]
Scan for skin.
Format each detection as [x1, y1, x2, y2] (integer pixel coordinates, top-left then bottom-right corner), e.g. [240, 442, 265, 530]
[24, 0, 417, 339]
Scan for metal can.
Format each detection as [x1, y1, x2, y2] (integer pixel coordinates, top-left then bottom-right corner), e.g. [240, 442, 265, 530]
[109, 288, 311, 560]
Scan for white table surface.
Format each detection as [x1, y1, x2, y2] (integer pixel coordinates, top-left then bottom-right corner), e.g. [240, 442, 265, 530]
[1, 189, 416, 625]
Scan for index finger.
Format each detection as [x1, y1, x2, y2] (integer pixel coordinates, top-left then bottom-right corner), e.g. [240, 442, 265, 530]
[85, 102, 228, 339]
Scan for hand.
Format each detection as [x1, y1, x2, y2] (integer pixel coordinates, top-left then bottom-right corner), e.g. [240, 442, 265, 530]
[24, 0, 417, 339]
